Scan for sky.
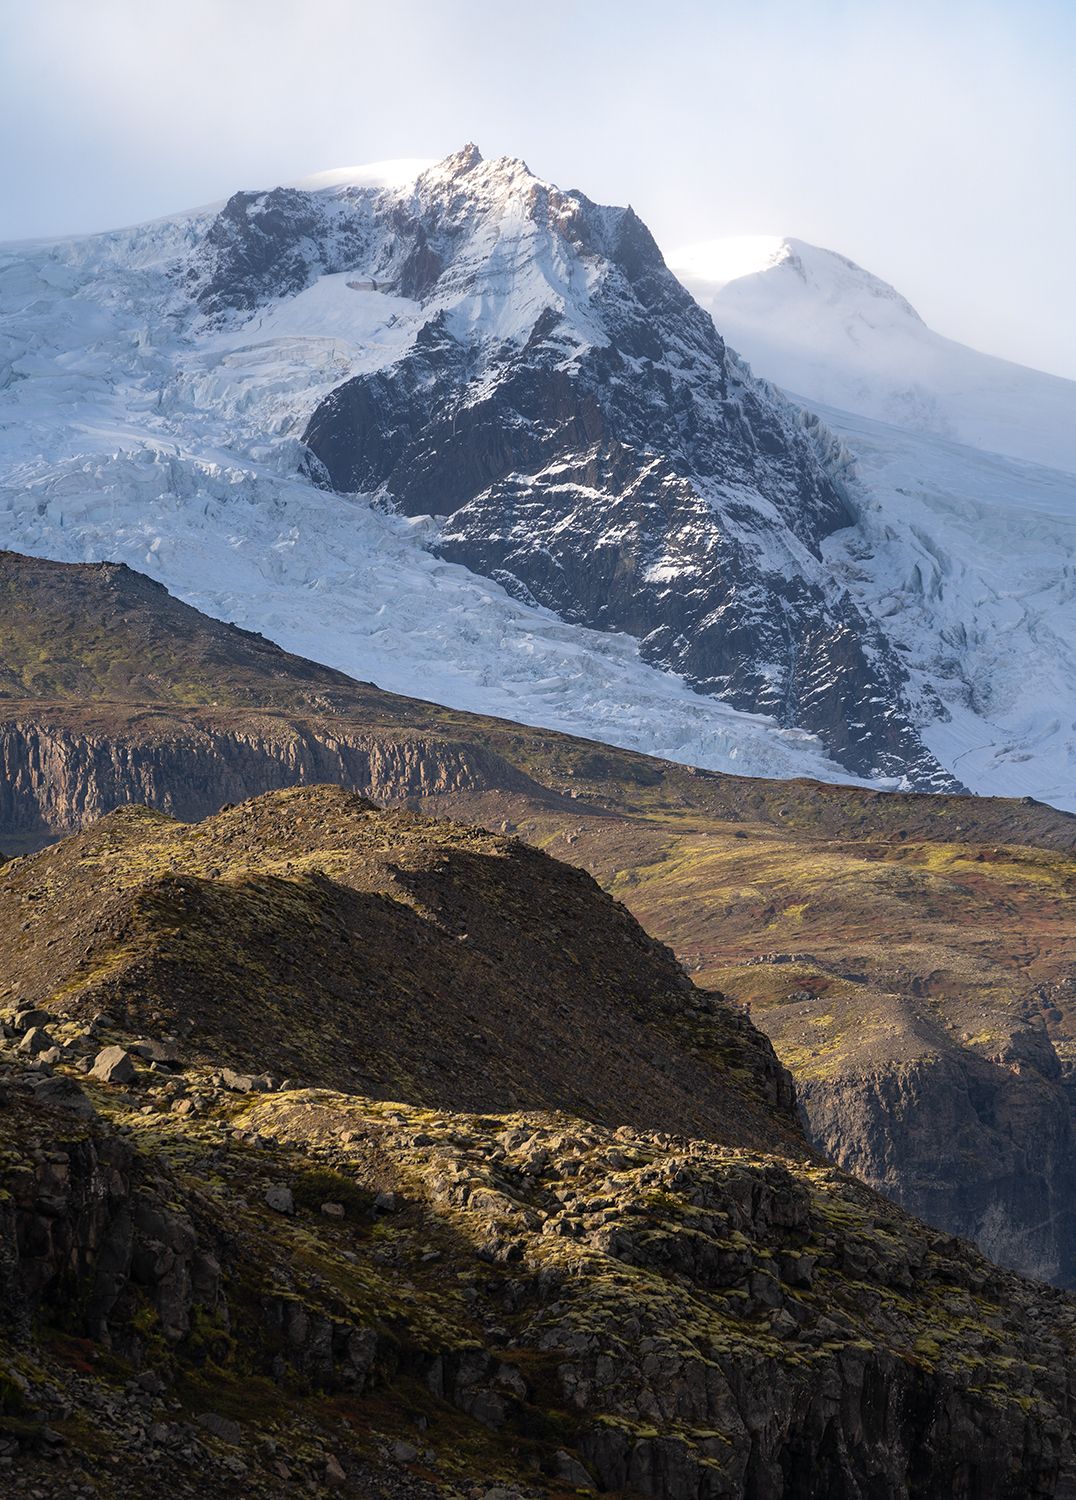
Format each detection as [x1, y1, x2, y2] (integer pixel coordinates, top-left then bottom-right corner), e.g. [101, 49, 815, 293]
[2, 0, 1073, 378]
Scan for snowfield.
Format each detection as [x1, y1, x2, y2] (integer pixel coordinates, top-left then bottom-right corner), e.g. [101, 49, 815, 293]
[669, 235, 1076, 476]
[0, 161, 1073, 809]
[0, 193, 859, 787]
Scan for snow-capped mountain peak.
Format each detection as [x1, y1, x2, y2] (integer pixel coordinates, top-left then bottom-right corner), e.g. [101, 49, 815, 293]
[669, 232, 1076, 474]
[673, 235, 924, 327]
[1, 146, 1072, 807]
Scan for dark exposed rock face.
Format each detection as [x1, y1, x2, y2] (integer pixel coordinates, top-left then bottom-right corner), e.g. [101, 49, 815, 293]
[2, 1062, 1075, 1499]
[0, 715, 544, 848]
[798, 1034, 1076, 1287]
[191, 186, 373, 316]
[186, 147, 956, 789]
[0, 1090, 221, 1355]
[218, 146, 963, 790]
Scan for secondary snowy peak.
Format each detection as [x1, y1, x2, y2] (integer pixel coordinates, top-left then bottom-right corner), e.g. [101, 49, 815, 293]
[670, 234, 1076, 473]
[673, 236, 924, 325]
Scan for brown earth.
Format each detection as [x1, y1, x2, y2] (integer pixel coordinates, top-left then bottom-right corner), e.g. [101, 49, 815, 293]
[2, 550, 1076, 1290]
[0, 788, 1074, 1498]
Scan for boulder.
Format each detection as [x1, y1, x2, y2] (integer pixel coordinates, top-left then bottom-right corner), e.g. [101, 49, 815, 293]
[220, 1068, 271, 1093]
[18, 1026, 55, 1055]
[553, 1451, 595, 1489]
[198, 1411, 241, 1446]
[13, 1008, 54, 1032]
[130, 1039, 183, 1067]
[90, 1046, 136, 1084]
[265, 1184, 294, 1215]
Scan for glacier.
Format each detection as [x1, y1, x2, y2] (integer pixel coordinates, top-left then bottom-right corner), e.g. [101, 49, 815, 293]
[0, 187, 862, 787]
[670, 235, 1076, 810]
[0, 155, 1073, 808]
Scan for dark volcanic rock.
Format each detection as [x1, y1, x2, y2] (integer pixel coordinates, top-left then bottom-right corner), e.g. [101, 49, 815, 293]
[229, 146, 964, 790]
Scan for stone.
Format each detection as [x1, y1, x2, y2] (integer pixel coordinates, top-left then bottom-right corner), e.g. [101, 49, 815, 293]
[553, 1450, 594, 1489]
[33, 1076, 94, 1117]
[18, 1027, 55, 1055]
[129, 1039, 183, 1067]
[323, 1453, 346, 1485]
[13, 1008, 54, 1032]
[198, 1411, 242, 1445]
[265, 1184, 294, 1215]
[90, 1046, 136, 1084]
[391, 1440, 419, 1463]
[320, 1201, 345, 1218]
[220, 1068, 270, 1093]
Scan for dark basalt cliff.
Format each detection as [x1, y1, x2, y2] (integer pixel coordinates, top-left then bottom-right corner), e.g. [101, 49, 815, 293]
[0, 787, 1074, 1498]
[798, 1045, 1076, 1287]
[0, 713, 548, 850]
[190, 145, 956, 790]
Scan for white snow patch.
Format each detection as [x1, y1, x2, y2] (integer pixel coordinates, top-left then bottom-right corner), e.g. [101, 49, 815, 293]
[670, 235, 1076, 475]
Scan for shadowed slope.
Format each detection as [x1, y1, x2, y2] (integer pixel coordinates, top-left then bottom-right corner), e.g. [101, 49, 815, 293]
[0, 785, 795, 1151]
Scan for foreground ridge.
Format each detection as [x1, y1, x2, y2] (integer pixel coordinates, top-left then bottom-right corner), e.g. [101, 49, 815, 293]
[0, 787, 1073, 1497]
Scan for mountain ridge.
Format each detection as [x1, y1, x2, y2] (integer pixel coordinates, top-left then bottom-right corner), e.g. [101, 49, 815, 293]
[1, 144, 984, 795]
[1, 783, 1075, 1497]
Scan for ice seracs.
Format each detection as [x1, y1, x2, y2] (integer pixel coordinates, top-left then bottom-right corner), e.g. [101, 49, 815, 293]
[0, 147, 1073, 808]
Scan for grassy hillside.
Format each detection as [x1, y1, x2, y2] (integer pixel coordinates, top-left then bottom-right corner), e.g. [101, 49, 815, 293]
[3, 549, 1075, 1287]
[1, 788, 1074, 1496]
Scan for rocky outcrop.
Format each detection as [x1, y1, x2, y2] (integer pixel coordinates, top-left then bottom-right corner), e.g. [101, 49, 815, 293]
[3, 1052, 1074, 1499]
[0, 1086, 221, 1355]
[0, 714, 545, 847]
[797, 1033, 1076, 1287]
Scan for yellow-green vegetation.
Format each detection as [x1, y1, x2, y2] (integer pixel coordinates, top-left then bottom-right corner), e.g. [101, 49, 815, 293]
[0, 784, 1074, 1495]
[0, 787, 803, 1154]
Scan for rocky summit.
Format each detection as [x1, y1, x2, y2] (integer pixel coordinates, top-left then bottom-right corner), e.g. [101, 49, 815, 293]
[286, 148, 952, 790]
[0, 784, 1074, 1498]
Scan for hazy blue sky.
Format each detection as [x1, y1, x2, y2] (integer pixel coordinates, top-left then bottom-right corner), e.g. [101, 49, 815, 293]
[2, 0, 1073, 377]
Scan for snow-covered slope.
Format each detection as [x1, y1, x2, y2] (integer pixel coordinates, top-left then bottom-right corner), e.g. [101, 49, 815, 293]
[670, 236, 1076, 476]
[820, 405, 1076, 809]
[0, 150, 1072, 807]
[0, 170, 868, 788]
[667, 234, 1076, 809]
